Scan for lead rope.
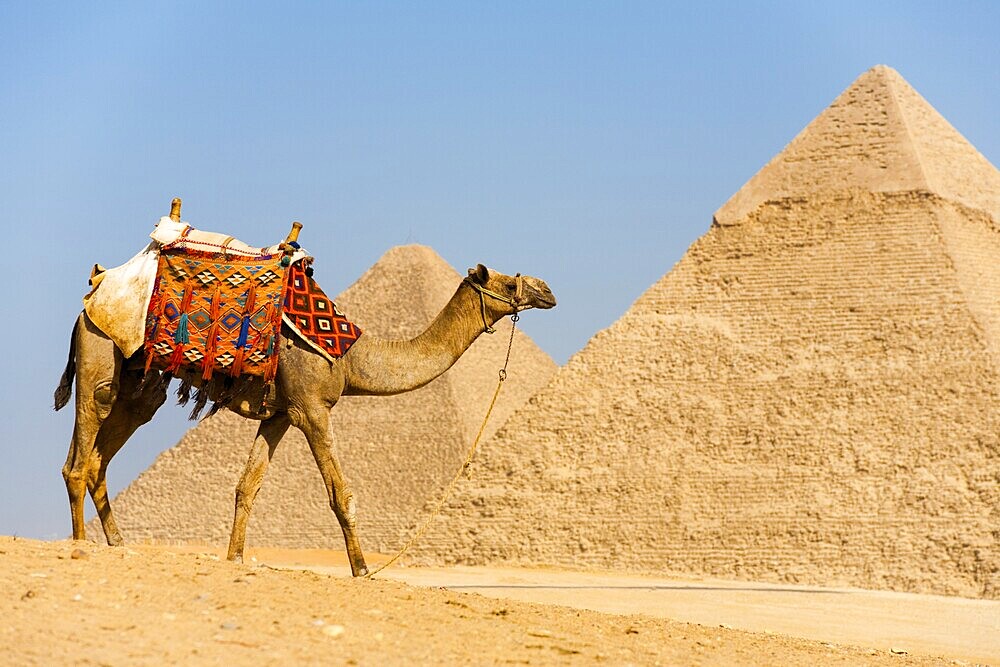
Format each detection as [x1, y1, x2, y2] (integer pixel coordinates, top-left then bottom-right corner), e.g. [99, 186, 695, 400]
[365, 309, 519, 579]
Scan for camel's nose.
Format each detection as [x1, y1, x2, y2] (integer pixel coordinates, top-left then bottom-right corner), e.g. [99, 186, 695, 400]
[533, 280, 556, 309]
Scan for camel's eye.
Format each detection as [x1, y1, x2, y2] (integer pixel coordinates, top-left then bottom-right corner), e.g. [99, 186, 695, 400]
[506, 283, 516, 292]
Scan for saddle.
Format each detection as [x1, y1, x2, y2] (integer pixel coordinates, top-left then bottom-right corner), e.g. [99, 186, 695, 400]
[84, 209, 362, 417]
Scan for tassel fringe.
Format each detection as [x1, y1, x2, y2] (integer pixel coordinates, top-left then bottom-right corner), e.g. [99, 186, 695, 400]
[175, 378, 194, 406]
[202, 286, 222, 381]
[189, 386, 210, 420]
[230, 282, 257, 378]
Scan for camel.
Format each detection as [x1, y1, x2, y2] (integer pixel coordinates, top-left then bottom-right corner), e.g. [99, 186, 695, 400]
[54, 254, 555, 577]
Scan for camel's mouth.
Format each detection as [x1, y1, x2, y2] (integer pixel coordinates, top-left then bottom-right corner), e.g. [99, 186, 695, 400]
[523, 281, 556, 310]
[532, 293, 557, 309]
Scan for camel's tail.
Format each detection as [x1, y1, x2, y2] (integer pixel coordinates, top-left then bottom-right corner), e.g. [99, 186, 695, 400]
[54, 317, 79, 411]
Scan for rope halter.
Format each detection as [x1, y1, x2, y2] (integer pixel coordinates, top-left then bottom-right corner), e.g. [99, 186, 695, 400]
[464, 272, 524, 334]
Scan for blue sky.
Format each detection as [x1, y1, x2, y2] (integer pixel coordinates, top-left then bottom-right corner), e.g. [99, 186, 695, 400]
[1, 1, 997, 539]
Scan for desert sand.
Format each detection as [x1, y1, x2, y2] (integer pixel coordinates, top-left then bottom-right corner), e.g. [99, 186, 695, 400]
[1, 537, 976, 666]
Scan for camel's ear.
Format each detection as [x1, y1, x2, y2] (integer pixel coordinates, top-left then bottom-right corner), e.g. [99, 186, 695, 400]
[468, 264, 489, 285]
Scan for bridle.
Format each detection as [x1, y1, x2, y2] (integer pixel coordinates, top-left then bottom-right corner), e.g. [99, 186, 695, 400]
[464, 273, 524, 334]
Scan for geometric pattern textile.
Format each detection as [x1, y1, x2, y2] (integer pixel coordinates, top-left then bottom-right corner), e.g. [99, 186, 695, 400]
[144, 248, 286, 382]
[282, 261, 362, 360]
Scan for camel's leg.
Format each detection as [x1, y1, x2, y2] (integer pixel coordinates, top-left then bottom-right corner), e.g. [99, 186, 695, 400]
[226, 414, 290, 563]
[86, 376, 168, 546]
[88, 469, 123, 545]
[62, 316, 121, 541]
[291, 405, 369, 577]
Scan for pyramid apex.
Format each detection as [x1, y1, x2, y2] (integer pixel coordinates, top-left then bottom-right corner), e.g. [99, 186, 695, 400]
[375, 243, 446, 264]
[714, 66, 1000, 226]
[864, 64, 912, 89]
[868, 63, 898, 75]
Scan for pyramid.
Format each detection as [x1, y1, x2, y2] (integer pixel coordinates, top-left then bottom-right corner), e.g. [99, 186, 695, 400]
[715, 66, 1000, 227]
[413, 67, 1000, 599]
[97, 245, 557, 553]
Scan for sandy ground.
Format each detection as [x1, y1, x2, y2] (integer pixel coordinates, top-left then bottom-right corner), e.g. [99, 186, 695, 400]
[369, 566, 999, 666]
[0, 537, 985, 666]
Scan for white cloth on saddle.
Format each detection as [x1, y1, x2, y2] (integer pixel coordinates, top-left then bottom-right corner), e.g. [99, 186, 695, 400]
[83, 217, 308, 358]
[82, 242, 160, 357]
[150, 217, 286, 256]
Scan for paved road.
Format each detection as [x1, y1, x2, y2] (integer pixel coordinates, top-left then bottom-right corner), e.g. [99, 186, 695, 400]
[291, 561, 998, 665]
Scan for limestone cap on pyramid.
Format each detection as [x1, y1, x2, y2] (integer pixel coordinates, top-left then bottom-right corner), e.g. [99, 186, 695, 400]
[714, 65, 1000, 226]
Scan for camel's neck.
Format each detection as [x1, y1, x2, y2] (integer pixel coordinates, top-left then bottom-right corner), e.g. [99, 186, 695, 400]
[340, 283, 498, 396]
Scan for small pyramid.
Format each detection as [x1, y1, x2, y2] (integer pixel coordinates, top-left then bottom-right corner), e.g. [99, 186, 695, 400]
[413, 68, 1000, 599]
[97, 245, 557, 552]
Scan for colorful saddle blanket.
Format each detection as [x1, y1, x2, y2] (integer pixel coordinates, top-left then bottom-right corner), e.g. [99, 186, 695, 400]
[143, 248, 362, 385]
[282, 262, 362, 361]
[144, 249, 287, 381]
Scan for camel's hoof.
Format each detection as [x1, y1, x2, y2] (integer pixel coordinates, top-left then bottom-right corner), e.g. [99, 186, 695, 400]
[108, 535, 124, 547]
[354, 566, 369, 578]
[228, 553, 244, 564]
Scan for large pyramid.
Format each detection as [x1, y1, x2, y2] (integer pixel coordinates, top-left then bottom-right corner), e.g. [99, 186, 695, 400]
[97, 245, 557, 553]
[414, 66, 1000, 599]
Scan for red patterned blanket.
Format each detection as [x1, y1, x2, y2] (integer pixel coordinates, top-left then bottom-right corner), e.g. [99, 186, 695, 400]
[282, 262, 362, 361]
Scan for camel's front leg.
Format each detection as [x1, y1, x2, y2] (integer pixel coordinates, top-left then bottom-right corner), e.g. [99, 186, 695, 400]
[291, 405, 369, 577]
[226, 414, 290, 563]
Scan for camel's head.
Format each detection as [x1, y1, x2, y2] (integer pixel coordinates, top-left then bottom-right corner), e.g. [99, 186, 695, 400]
[465, 264, 557, 314]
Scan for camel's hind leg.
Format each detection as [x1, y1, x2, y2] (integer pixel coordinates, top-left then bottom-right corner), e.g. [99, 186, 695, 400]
[292, 404, 369, 577]
[226, 414, 290, 563]
[86, 372, 168, 545]
[61, 314, 122, 541]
